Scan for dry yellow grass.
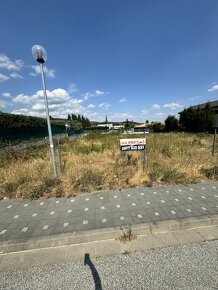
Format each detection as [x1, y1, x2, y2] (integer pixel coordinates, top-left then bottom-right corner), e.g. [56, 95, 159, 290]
[0, 132, 217, 199]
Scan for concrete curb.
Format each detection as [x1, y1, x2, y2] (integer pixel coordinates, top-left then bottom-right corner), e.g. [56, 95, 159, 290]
[0, 214, 218, 271]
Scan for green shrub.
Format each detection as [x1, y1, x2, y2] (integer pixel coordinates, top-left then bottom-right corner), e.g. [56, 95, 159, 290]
[30, 177, 62, 199]
[2, 182, 18, 195]
[201, 166, 218, 180]
[75, 169, 105, 191]
[148, 172, 160, 182]
[161, 170, 185, 183]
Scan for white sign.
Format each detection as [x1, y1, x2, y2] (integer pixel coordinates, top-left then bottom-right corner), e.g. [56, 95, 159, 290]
[120, 138, 146, 151]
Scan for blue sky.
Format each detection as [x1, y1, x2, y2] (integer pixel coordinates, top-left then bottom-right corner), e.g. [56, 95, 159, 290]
[0, 0, 218, 122]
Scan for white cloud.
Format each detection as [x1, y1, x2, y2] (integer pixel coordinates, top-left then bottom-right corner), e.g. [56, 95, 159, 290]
[12, 88, 86, 119]
[95, 90, 104, 96]
[154, 112, 165, 117]
[10, 72, 23, 79]
[98, 103, 111, 110]
[31, 103, 45, 111]
[2, 92, 11, 97]
[87, 104, 95, 109]
[141, 109, 148, 115]
[0, 100, 6, 108]
[13, 88, 83, 108]
[188, 96, 202, 101]
[119, 98, 127, 103]
[109, 112, 134, 121]
[32, 88, 72, 104]
[0, 73, 9, 83]
[0, 54, 24, 71]
[163, 102, 182, 110]
[13, 94, 32, 104]
[151, 104, 160, 110]
[67, 83, 78, 94]
[208, 84, 218, 92]
[83, 92, 92, 101]
[83, 90, 106, 100]
[30, 65, 55, 78]
[11, 108, 29, 115]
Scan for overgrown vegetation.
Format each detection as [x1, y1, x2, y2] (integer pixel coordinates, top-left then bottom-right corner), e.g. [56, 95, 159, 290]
[179, 103, 215, 132]
[164, 115, 179, 132]
[0, 111, 47, 128]
[67, 114, 91, 128]
[0, 132, 217, 199]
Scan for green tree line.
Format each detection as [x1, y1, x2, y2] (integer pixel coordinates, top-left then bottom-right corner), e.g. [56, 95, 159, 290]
[67, 114, 91, 128]
[164, 103, 215, 132]
[0, 111, 91, 130]
[0, 111, 47, 128]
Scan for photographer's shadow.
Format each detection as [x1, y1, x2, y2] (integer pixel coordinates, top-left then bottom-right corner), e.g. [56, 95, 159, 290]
[84, 253, 102, 290]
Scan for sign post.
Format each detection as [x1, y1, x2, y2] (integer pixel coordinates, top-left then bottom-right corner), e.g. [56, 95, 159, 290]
[120, 138, 147, 170]
[212, 128, 217, 157]
[143, 132, 147, 170]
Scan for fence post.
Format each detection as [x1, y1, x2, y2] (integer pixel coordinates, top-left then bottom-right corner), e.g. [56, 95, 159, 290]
[57, 138, 63, 173]
[212, 128, 217, 157]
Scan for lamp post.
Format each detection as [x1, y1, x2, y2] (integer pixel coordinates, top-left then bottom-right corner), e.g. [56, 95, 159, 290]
[65, 123, 70, 137]
[32, 45, 57, 177]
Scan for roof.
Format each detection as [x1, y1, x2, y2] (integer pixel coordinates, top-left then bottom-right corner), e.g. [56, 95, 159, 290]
[179, 100, 218, 114]
[134, 123, 149, 128]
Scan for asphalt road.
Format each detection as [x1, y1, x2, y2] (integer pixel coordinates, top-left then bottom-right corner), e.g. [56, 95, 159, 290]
[0, 240, 217, 290]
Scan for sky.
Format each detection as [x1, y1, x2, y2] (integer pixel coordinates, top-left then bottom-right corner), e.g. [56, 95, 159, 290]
[0, 0, 218, 122]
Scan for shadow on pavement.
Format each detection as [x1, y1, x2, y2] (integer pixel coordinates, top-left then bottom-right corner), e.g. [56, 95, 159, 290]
[84, 253, 102, 290]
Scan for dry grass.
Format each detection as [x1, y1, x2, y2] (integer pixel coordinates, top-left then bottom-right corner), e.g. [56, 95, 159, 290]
[0, 132, 217, 199]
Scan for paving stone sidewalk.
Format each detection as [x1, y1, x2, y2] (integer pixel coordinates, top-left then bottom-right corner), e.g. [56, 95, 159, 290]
[0, 181, 217, 243]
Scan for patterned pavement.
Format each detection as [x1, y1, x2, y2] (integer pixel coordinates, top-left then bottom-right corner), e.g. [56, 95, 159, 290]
[0, 180, 217, 243]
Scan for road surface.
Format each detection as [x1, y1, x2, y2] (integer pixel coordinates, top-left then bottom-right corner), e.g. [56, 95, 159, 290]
[0, 240, 217, 290]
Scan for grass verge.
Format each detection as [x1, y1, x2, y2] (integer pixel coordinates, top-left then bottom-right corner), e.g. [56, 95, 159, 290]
[0, 132, 217, 199]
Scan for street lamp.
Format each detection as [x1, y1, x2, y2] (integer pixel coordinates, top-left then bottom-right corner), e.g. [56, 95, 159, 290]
[32, 44, 57, 177]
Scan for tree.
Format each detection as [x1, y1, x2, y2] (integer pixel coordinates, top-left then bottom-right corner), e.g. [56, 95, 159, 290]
[124, 119, 131, 130]
[71, 114, 77, 121]
[179, 103, 215, 132]
[77, 114, 81, 122]
[152, 122, 164, 132]
[105, 116, 108, 124]
[85, 117, 91, 127]
[146, 120, 149, 124]
[67, 114, 71, 121]
[67, 120, 82, 130]
[164, 115, 178, 132]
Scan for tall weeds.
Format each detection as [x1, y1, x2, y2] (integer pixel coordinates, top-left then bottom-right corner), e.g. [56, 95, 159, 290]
[0, 133, 216, 199]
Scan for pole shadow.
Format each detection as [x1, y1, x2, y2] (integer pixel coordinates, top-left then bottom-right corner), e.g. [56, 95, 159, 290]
[84, 253, 102, 290]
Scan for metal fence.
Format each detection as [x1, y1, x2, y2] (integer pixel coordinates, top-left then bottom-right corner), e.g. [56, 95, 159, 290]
[0, 125, 67, 142]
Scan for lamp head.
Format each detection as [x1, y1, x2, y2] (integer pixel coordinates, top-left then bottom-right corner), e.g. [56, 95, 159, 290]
[32, 45, 47, 63]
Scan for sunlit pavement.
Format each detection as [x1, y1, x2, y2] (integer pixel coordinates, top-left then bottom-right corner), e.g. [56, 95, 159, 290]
[0, 180, 217, 243]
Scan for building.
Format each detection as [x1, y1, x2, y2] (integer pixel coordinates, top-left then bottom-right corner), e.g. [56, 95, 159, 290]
[179, 100, 218, 128]
[133, 123, 149, 133]
[97, 123, 113, 130]
[113, 125, 124, 130]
